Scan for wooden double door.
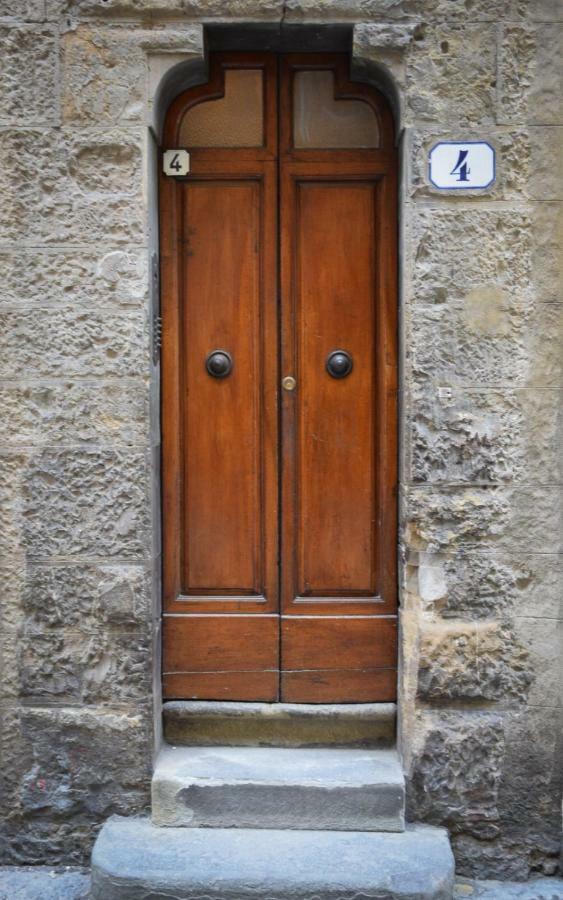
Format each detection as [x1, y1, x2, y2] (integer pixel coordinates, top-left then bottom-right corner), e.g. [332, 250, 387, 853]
[161, 52, 398, 703]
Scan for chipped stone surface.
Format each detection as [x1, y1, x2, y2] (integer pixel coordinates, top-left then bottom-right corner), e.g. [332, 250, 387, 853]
[0, 249, 148, 307]
[0, 382, 148, 447]
[417, 621, 532, 702]
[0, 449, 150, 559]
[409, 208, 532, 306]
[0, 26, 57, 124]
[409, 549, 561, 621]
[409, 388, 561, 485]
[409, 712, 506, 841]
[0, 562, 151, 632]
[0, 309, 146, 379]
[0, 706, 151, 865]
[0, 129, 145, 244]
[406, 23, 496, 125]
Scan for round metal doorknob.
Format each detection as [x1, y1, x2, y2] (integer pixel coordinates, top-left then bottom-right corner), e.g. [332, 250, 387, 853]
[205, 350, 233, 378]
[326, 349, 353, 379]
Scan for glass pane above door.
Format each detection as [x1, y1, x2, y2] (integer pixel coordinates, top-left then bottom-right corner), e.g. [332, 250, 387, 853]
[179, 69, 264, 147]
[293, 70, 380, 149]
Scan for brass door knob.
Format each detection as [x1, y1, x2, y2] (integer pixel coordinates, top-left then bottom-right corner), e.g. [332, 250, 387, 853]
[282, 375, 297, 391]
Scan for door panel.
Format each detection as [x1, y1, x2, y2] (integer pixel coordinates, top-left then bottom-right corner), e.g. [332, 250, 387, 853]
[294, 180, 378, 599]
[182, 181, 263, 597]
[161, 52, 397, 703]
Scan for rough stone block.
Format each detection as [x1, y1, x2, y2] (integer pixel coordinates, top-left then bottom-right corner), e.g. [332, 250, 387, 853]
[0, 382, 148, 447]
[531, 202, 562, 303]
[13, 630, 151, 705]
[411, 300, 531, 388]
[406, 23, 496, 125]
[287, 0, 527, 22]
[409, 208, 532, 306]
[0, 26, 57, 124]
[405, 486, 562, 554]
[0, 249, 148, 307]
[0, 706, 151, 865]
[409, 388, 561, 485]
[417, 621, 531, 702]
[0, 129, 145, 244]
[0, 867, 90, 899]
[61, 27, 146, 124]
[0, 0, 45, 18]
[408, 711, 505, 841]
[529, 127, 563, 200]
[0, 561, 151, 632]
[408, 549, 561, 621]
[67, 0, 283, 16]
[513, 617, 562, 709]
[0, 309, 147, 379]
[499, 25, 563, 125]
[0, 449, 151, 559]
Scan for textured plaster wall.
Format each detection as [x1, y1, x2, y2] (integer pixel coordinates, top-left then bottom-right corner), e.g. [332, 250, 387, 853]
[0, 0, 560, 880]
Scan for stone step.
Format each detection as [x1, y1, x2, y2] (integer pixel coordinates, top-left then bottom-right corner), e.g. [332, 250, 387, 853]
[163, 700, 396, 747]
[91, 817, 454, 900]
[152, 744, 405, 831]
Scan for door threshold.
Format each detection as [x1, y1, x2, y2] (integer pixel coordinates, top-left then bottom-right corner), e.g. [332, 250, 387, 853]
[162, 700, 396, 748]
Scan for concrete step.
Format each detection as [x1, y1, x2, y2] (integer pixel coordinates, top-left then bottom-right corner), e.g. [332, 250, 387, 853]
[152, 744, 405, 831]
[91, 816, 455, 900]
[163, 701, 396, 747]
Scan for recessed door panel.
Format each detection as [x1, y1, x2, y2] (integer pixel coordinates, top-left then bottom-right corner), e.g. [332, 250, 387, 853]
[183, 181, 262, 596]
[295, 180, 377, 599]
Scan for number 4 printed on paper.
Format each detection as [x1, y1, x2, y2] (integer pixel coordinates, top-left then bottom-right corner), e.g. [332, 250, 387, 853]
[163, 150, 190, 177]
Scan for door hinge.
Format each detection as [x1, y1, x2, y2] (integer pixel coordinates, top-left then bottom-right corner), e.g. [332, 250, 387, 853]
[151, 253, 161, 365]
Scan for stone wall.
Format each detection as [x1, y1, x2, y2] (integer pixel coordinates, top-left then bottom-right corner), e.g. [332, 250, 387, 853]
[0, 0, 560, 878]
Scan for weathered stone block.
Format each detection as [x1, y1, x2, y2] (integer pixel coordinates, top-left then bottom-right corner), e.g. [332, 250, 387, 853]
[499, 25, 563, 124]
[0, 26, 57, 124]
[0, 449, 150, 559]
[417, 621, 531, 702]
[529, 127, 563, 200]
[411, 299, 531, 388]
[513, 617, 562, 709]
[61, 27, 146, 124]
[406, 23, 496, 125]
[409, 208, 532, 306]
[13, 630, 151, 705]
[0, 310, 147, 379]
[408, 549, 561, 621]
[0, 706, 151, 865]
[287, 0, 528, 21]
[0, 561, 151, 632]
[0, 382, 148, 447]
[409, 388, 561, 484]
[68, 0, 283, 16]
[405, 486, 562, 554]
[0, 0, 45, 18]
[408, 711, 505, 841]
[0, 129, 145, 244]
[0, 248, 148, 307]
[531, 202, 562, 303]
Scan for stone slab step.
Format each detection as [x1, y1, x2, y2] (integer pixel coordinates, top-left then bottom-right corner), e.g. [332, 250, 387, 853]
[152, 744, 405, 831]
[163, 700, 396, 747]
[91, 816, 455, 900]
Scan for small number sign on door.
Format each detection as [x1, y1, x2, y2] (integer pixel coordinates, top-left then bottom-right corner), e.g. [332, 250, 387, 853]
[163, 149, 190, 177]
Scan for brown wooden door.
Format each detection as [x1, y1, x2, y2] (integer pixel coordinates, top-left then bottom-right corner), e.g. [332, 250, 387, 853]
[161, 52, 398, 703]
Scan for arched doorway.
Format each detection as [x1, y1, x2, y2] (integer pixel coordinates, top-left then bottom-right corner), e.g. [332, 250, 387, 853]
[160, 52, 398, 703]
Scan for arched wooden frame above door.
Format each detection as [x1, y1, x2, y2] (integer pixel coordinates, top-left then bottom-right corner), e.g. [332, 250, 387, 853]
[160, 52, 398, 703]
